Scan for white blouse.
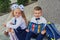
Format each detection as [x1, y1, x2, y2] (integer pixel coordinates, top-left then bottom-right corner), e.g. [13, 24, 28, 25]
[6, 16, 26, 29]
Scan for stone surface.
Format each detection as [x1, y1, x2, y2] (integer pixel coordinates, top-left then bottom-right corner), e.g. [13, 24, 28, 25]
[38, 0, 60, 24]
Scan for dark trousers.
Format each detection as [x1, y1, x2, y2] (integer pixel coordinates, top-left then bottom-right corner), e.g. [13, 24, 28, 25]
[14, 27, 27, 40]
[25, 31, 45, 40]
[36, 33, 45, 40]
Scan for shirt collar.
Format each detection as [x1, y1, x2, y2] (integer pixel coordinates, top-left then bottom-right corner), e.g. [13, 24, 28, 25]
[35, 16, 42, 20]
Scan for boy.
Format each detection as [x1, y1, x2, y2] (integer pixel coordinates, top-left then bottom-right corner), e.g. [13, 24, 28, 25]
[25, 6, 47, 40]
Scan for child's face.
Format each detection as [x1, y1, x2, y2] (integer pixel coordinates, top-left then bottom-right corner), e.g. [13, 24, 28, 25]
[14, 8, 22, 18]
[33, 10, 42, 18]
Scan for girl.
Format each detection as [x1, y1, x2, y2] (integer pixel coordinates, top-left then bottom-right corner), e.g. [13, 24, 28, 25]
[3, 4, 27, 40]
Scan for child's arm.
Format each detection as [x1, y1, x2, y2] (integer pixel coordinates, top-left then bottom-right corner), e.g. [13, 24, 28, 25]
[6, 18, 24, 29]
[3, 18, 14, 34]
[6, 18, 15, 27]
[41, 23, 46, 35]
[41, 17, 47, 35]
[3, 22, 13, 27]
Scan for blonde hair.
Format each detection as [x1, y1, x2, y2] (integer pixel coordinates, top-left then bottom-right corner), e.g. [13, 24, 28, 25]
[11, 9, 28, 25]
[21, 11, 28, 25]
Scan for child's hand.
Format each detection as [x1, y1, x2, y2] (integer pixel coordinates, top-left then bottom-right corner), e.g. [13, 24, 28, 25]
[3, 23, 6, 27]
[4, 31, 8, 36]
[10, 22, 13, 25]
[7, 28, 12, 32]
[11, 29, 14, 33]
[41, 30, 46, 35]
[26, 29, 29, 32]
[7, 28, 14, 33]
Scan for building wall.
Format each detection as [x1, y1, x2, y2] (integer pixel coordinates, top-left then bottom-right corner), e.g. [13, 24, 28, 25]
[38, 0, 60, 24]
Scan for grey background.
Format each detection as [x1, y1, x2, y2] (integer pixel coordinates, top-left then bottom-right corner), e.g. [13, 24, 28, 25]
[38, 0, 60, 24]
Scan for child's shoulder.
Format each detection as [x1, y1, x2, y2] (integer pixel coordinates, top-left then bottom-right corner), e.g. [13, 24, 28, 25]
[19, 16, 25, 22]
[40, 16, 47, 24]
[40, 16, 47, 21]
[40, 16, 45, 19]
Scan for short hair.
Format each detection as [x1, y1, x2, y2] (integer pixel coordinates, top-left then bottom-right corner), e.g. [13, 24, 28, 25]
[34, 6, 42, 10]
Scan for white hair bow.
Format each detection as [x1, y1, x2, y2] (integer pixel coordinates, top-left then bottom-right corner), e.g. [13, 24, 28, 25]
[10, 4, 24, 11]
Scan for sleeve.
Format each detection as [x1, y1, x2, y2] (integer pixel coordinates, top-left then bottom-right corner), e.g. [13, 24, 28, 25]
[6, 18, 15, 27]
[42, 17, 47, 26]
[41, 17, 47, 31]
[7, 18, 23, 29]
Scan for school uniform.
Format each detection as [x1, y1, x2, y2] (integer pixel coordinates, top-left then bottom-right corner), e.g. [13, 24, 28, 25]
[25, 16, 47, 40]
[6, 16, 27, 40]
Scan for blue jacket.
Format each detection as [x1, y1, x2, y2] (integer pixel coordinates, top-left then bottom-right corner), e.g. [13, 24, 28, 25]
[28, 22, 45, 34]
